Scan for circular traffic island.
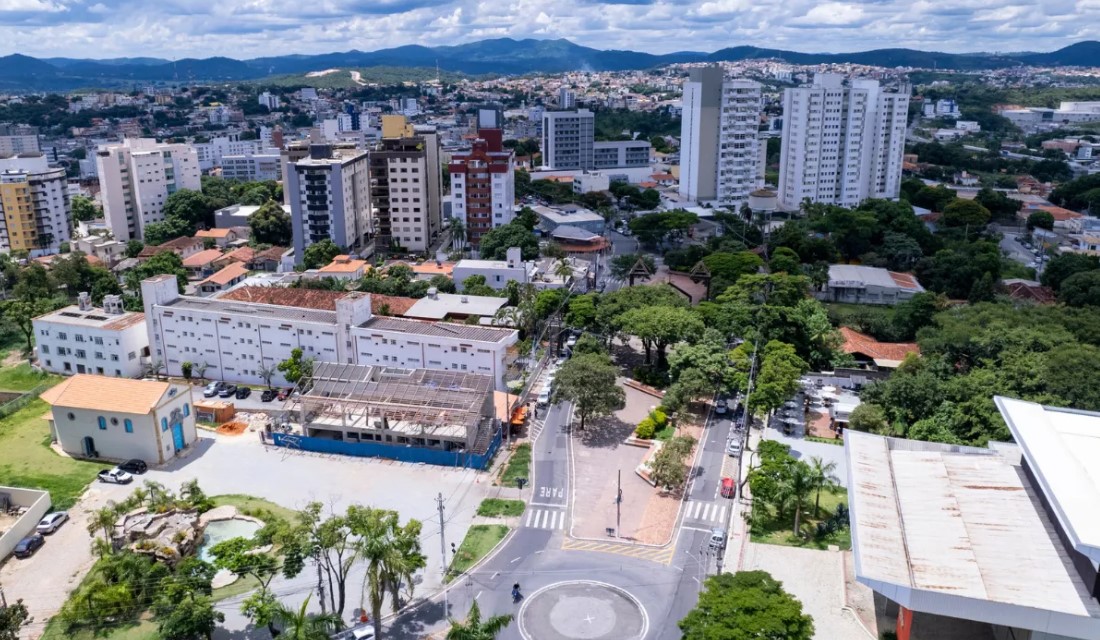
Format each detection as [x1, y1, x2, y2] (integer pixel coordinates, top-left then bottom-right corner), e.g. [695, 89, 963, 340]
[518, 580, 648, 640]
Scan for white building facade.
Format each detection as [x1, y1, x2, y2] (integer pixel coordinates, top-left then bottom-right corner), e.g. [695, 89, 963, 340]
[369, 129, 444, 253]
[221, 153, 281, 182]
[541, 110, 595, 170]
[141, 276, 518, 390]
[449, 137, 515, 248]
[679, 66, 765, 208]
[95, 138, 201, 241]
[286, 145, 371, 263]
[778, 74, 910, 209]
[0, 124, 40, 155]
[33, 293, 149, 378]
[0, 153, 70, 255]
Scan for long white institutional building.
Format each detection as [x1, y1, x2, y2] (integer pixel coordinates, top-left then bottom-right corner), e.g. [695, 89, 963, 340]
[140, 276, 519, 390]
[778, 73, 909, 210]
[847, 396, 1100, 640]
[679, 66, 765, 208]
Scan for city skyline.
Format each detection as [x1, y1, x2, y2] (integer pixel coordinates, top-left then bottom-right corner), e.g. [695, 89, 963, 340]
[0, 0, 1095, 60]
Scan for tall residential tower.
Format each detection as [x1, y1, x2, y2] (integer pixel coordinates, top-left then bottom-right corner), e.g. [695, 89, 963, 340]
[95, 138, 201, 241]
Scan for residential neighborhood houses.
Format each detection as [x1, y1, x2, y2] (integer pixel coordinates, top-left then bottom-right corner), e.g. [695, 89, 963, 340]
[2, 30, 1100, 640]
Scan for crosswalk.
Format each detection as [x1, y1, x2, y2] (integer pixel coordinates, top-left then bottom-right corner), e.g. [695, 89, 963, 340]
[524, 508, 566, 530]
[560, 538, 676, 565]
[683, 501, 728, 524]
[528, 416, 548, 441]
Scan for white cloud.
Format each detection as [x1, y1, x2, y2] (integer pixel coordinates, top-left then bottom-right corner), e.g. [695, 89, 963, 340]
[793, 2, 866, 25]
[0, 0, 67, 11]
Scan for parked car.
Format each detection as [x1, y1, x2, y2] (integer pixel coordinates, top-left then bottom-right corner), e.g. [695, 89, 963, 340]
[261, 389, 277, 402]
[117, 459, 148, 474]
[537, 388, 552, 406]
[565, 335, 578, 348]
[97, 468, 133, 484]
[714, 399, 728, 415]
[203, 382, 222, 398]
[235, 386, 252, 400]
[725, 438, 743, 457]
[36, 511, 69, 534]
[276, 387, 293, 401]
[720, 477, 736, 499]
[218, 384, 238, 398]
[13, 534, 45, 558]
[708, 527, 727, 550]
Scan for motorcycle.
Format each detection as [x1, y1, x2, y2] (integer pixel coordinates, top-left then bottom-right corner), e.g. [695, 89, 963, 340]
[512, 583, 522, 603]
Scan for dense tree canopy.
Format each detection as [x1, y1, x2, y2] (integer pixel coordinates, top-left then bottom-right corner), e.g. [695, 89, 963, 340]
[249, 199, 293, 246]
[477, 220, 539, 261]
[679, 571, 814, 640]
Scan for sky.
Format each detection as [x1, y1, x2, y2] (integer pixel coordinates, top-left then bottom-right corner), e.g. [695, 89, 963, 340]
[0, 0, 1096, 60]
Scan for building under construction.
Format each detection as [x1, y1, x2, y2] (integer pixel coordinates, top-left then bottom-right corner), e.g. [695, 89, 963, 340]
[293, 362, 499, 457]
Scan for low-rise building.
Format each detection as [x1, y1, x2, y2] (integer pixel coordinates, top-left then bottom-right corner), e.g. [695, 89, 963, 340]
[453, 247, 532, 290]
[40, 375, 196, 464]
[532, 204, 606, 235]
[815, 265, 925, 305]
[214, 203, 291, 229]
[181, 248, 225, 277]
[142, 275, 518, 389]
[139, 236, 204, 261]
[33, 293, 148, 378]
[73, 235, 127, 267]
[194, 228, 243, 248]
[317, 254, 368, 280]
[197, 262, 248, 295]
[404, 290, 508, 322]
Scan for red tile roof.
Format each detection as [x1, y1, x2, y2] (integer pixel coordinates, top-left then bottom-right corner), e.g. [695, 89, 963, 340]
[888, 271, 921, 290]
[217, 286, 417, 316]
[839, 327, 921, 364]
[1002, 280, 1056, 304]
[200, 262, 248, 287]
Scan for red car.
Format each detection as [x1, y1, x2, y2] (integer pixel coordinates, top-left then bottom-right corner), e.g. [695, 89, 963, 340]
[276, 387, 293, 401]
[720, 477, 736, 499]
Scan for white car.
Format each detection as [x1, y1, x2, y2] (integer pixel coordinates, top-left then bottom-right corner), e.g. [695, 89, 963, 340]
[97, 468, 134, 484]
[714, 399, 728, 415]
[726, 438, 743, 457]
[537, 389, 552, 406]
[36, 511, 69, 534]
[565, 335, 578, 348]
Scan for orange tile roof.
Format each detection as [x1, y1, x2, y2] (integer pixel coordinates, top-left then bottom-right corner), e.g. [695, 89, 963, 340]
[195, 228, 233, 239]
[182, 249, 226, 268]
[638, 181, 658, 188]
[159, 236, 202, 251]
[1034, 205, 1084, 221]
[839, 327, 920, 363]
[40, 375, 172, 414]
[398, 261, 455, 276]
[1003, 281, 1056, 304]
[200, 262, 248, 286]
[888, 271, 921, 290]
[319, 256, 368, 274]
[221, 247, 256, 263]
[217, 286, 417, 315]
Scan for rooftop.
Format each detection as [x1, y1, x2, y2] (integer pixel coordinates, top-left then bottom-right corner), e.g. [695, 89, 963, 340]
[34, 304, 145, 331]
[838, 327, 920, 367]
[405, 293, 508, 320]
[531, 204, 604, 225]
[827, 264, 925, 292]
[164, 295, 338, 324]
[216, 286, 417, 316]
[319, 255, 368, 274]
[846, 426, 1100, 636]
[199, 262, 248, 287]
[361, 315, 517, 344]
[40, 375, 176, 414]
[182, 249, 226, 268]
[195, 228, 234, 239]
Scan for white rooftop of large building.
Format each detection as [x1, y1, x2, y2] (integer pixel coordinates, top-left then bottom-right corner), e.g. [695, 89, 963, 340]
[531, 204, 604, 225]
[828, 264, 924, 292]
[846, 401, 1100, 638]
[35, 304, 145, 331]
[405, 293, 507, 320]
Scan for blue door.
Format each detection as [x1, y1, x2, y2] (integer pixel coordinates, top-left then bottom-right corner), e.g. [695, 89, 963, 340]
[172, 423, 185, 452]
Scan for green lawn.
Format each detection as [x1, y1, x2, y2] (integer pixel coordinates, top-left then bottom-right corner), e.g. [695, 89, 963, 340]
[498, 443, 531, 487]
[0, 399, 102, 508]
[476, 498, 526, 518]
[448, 524, 509, 580]
[210, 493, 298, 524]
[212, 573, 262, 602]
[750, 487, 851, 551]
[0, 363, 59, 392]
[41, 616, 158, 640]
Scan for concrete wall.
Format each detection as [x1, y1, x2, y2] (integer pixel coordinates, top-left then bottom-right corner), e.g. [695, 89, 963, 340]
[0, 486, 50, 560]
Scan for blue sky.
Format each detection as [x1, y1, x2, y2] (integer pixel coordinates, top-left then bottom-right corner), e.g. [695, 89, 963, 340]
[0, 0, 1094, 59]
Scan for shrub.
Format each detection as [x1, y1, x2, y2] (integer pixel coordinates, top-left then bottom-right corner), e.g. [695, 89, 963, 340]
[632, 365, 669, 388]
[650, 408, 668, 428]
[635, 418, 657, 440]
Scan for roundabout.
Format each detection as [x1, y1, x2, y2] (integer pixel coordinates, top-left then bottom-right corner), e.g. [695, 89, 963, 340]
[517, 580, 649, 640]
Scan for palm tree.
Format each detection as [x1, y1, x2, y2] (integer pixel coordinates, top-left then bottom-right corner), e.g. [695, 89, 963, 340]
[554, 258, 574, 280]
[145, 359, 165, 380]
[450, 217, 467, 251]
[272, 594, 341, 640]
[259, 362, 278, 389]
[776, 461, 815, 536]
[194, 361, 210, 383]
[87, 505, 118, 552]
[808, 456, 840, 517]
[446, 600, 513, 640]
[357, 509, 427, 640]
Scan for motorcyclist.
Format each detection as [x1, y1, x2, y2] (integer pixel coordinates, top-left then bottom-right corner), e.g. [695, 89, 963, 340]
[512, 583, 522, 602]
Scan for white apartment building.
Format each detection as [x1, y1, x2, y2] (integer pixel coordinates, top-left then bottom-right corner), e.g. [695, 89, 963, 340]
[542, 110, 595, 170]
[258, 91, 281, 110]
[453, 247, 532, 290]
[450, 136, 515, 248]
[221, 153, 281, 182]
[0, 124, 40, 155]
[778, 74, 910, 210]
[96, 138, 201, 241]
[140, 275, 519, 390]
[679, 66, 765, 208]
[287, 144, 371, 262]
[193, 135, 268, 171]
[0, 153, 71, 255]
[592, 140, 652, 170]
[369, 125, 444, 253]
[33, 293, 149, 378]
[559, 87, 576, 109]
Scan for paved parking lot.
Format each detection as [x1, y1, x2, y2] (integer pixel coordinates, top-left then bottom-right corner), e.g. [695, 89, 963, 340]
[5, 429, 495, 636]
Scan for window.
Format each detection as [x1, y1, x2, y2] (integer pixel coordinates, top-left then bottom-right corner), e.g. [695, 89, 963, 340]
[124, 419, 133, 433]
[161, 417, 168, 432]
[183, 403, 190, 417]
[98, 416, 107, 430]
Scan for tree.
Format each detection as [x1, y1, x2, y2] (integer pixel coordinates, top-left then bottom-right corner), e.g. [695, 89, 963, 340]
[153, 558, 222, 640]
[618, 306, 704, 368]
[941, 199, 991, 229]
[450, 217, 467, 250]
[679, 571, 814, 640]
[258, 363, 278, 389]
[1059, 270, 1100, 308]
[302, 239, 342, 270]
[807, 456, 839, 517]
[280, 503, 357, 618]
[565, 292, 599, 330]
[181, 361, 193, 380]
[734, 341, 807, 416]
[768, 247, 801, 275]
[0, 599, 29, 640]
[163, 189, 216, 229]
[126, 250, 188, 300]
[609, 253, 656, 280]
[552, 352, 625, 430]
[462, 275, 498, 297]
[70, 195, 101, 222]
[142, 217, 193, 246]
[3, 298, 55, 353]
[627, 209, 698, 247]
[446, 599, 513, 640]
[477, 222, 539, 261]
[703, 251, 765, 294]
[351, 506, 427, 640]
[271, 594, 341, 640]
[277, 348, 313, 385]
[847, 403, 889, 434]
[125, 239, 145, 258]
[649, 434, 696, 492]
[666, 330, 737, 407]
[249, 199, 293, 246]
[1041, 253, 1100, 290]
[210, 536, 281, 636]
[776, 460, 814, 535]
[1026, 210, 1055, 231]
[975, 187, 1022, 221]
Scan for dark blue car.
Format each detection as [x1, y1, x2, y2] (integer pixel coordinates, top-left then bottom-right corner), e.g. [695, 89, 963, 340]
[14, 533, 44, 558]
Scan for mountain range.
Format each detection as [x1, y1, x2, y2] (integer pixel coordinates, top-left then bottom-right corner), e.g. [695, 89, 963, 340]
[1, 38, 1098, 93]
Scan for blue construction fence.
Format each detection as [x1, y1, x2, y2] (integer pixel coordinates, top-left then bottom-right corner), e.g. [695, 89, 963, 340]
[270, 426, 503, 470]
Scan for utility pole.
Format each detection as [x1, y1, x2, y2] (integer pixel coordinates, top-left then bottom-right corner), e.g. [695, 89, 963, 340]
[314, 546, 327, 615]
[437, 492, 449, 616]
[0, 581, 7, 609]
[616, 469, 622, 538]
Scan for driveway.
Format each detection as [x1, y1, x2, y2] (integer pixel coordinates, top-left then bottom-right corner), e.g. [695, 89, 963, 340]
[8, 430, 497, 636]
